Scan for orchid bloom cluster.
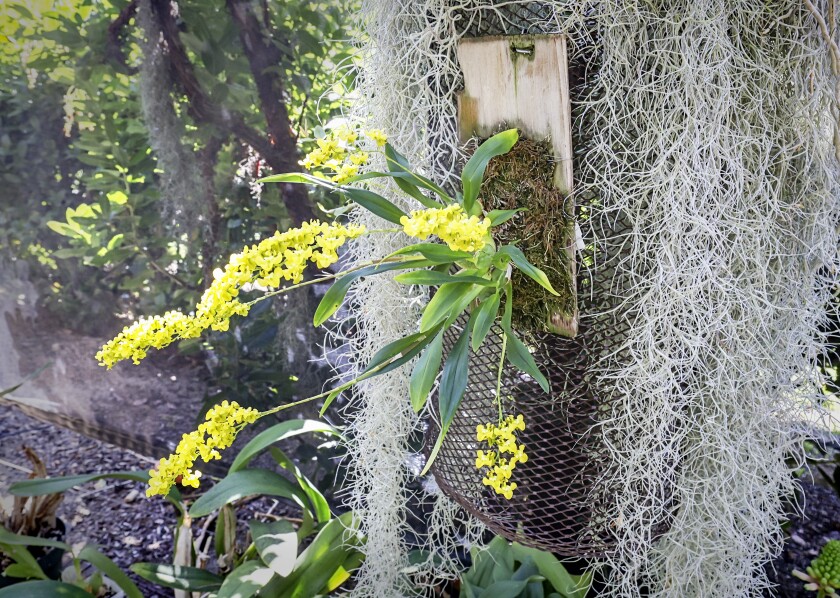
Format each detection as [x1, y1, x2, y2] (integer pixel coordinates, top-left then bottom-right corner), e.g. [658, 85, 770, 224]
[95, 128, 545, 500]
[146, 400, 260, 497]
[400, 204, 491, 252]
[96, 206, 493, 369]
[475, 414, 528, 500]
[95, 221, 366, 368]
[301, 127, 387, 183]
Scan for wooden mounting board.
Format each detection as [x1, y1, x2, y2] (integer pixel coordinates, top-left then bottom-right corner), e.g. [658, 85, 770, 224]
[457, 35, 573, 195]
[457, 35, 578, 336]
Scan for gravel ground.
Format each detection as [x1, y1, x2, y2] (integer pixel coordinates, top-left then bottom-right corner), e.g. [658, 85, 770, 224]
[0, 404, 299, 597]
[765, 482, 840, 597]
[4, 400, 840, 597]
[1, 404, 175, 596]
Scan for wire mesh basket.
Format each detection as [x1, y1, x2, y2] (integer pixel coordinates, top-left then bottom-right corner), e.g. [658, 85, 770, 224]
[423, 1, 672, 558]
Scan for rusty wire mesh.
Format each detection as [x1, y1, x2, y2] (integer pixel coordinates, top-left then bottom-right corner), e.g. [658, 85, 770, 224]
[423, 2, 668, 558]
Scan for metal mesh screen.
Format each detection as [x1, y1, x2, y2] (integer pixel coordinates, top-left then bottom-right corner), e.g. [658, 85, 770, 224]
[423, 1, 670, 558]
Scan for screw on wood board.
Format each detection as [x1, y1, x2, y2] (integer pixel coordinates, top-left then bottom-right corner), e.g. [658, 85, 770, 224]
[457, 35, 577, 337]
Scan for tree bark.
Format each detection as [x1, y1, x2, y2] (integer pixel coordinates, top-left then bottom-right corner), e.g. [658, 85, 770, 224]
[226, 0, 314, 226]
[147, 0, 315, 225]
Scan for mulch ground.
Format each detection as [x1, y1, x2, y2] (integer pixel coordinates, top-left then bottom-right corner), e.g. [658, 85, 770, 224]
[0, 404, 294, 597]
[765, 482, 840, 597]
[3, 401, 840, 597]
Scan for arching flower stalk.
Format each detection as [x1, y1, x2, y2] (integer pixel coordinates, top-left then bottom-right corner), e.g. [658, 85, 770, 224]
[99, 129, 555, 499]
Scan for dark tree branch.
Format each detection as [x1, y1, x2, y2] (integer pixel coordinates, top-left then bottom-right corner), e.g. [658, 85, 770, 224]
[106, 0, 139, 75]
[198, 135, 225, 284]
[225, 0, 313, 226]
[148, 0, 315, 225]
[226, 0, 295, 161]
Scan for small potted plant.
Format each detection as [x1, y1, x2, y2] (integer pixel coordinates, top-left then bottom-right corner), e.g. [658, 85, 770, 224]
[0, 447, 66, 586]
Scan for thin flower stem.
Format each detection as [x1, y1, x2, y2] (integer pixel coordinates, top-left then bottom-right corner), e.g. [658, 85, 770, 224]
[244, 254, 425, 306]
[365, 228, 401, 234]
[495, 332, 508, 425]
[258, 339, 425, 417]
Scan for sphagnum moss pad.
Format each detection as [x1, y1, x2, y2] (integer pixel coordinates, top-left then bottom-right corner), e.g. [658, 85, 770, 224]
[481, 138, 576, 335]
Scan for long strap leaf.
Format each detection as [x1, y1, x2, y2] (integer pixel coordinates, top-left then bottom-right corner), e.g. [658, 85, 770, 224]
[421, 318, 474, 475]
[314, 258, 433, 326]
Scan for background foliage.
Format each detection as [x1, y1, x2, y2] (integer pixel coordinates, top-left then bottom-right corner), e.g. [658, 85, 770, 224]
[0, 0, 358, 412]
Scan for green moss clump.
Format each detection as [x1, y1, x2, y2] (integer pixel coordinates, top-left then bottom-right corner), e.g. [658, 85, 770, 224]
[479, 138, 576, 335]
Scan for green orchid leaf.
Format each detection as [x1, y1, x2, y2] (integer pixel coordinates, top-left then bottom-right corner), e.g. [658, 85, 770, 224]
[499, 245, 560, 296]
[438, 322, 472, 426]
[504, 329, 550, 393]
[388, 242, 474, 264]
[324, 550, 365, 592]
[269, 447, 332, 524]
[0, 526, 69, 551]
[499, 282, 549, 392]
[343, 171, 440, 208]
[319, 388, 342, 416]
[384, 144, 451, 203]
[421, 319, 473, 475]
[420, 282, 480, 332]
[257, 172, 334, 187]
[394, 270, 491, 286]
[340, 187, 407, 224]
[348, 168, 437, 208]
[266, 511, 362, 598]
[471, 291, 501, 351]
[502, 282, 514, 331]
[321, 324, 445, 417]
[0, 581, 92, 597]
[487, 208, 524, 226]
[249, 519, 298, 577]
[461, 129, 519, 213]
[314, 258, 433, 326]
[189, 470, 307, 518]
[129, 563, 223, 592]
[0, 542, 47, 580]
[215, 560, 275, 598]
[9, 470, 153, 497]
[230, 420, 340, 473]
[409, 329, 445, 413]
[78, 545, 143, 598]
[360, 328, 433, 376]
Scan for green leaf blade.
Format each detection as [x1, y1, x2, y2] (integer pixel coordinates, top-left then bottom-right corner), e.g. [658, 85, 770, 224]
[215, 561, 275, 598]
[471, 291, 501, 352]
[129, 563, 223, 592]
[229, 420, 340, 473]
[314, 259, 434, 326]
[487, 208, 524, 226]
[340, 188, 407, 224]
[384, 144, 452, 203]
[249, 520, 298, 577]
[394, 270, 491, 286]
[189, 470, 307, 518]
[0, 581, 92, 597]
[409, 330, 444, 413]
[420, 320, 473, 476]
[9, 471, 151, 497]
[504, 329, 550, 394]
[438, 324, 472, 426]
[420, 282, 478, 332]
[500, 245, 560, 296]
[78, 545, 143, 598]
[388, 242, 474, 264]
[461, 129, 519, 213]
